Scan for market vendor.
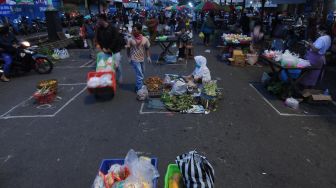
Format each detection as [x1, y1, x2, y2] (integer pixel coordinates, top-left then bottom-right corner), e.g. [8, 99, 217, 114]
[185, 56, 211, 84]
[301, 25, 331, 87]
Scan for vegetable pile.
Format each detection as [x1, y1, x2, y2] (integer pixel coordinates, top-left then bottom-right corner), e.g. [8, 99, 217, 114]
[145, 76, 163, 92]
[161, 92, 195, 111]
[203, 81, 218, 96]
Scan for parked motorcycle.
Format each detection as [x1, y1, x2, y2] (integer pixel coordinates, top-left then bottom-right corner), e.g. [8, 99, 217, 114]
[0, 41, 53, 76]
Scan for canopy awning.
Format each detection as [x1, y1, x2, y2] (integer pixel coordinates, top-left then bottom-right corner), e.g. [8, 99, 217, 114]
[272, 0, 306, 4]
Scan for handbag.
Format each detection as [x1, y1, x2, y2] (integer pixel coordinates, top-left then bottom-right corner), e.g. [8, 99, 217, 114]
[176, 151, 215, 188]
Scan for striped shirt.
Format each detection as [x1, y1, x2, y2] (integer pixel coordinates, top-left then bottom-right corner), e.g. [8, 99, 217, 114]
[128, 36, 150, 62]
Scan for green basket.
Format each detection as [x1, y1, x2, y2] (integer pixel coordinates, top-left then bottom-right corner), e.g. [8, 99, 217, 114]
[164, 164, 182, 188]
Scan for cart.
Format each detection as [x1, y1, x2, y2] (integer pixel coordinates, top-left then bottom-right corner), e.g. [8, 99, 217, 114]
[87, 71, 116, 98]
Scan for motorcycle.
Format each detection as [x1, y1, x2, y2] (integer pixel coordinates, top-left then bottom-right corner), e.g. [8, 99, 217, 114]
[0, 41, 53, 76]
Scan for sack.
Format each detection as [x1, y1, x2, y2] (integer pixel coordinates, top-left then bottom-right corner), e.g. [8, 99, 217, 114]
[199, 32, 205, 39]
[176, 151, 215, 188]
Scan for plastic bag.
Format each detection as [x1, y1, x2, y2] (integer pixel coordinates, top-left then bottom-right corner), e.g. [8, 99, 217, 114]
[87, 77, 100, 88]
[84, 39, 88, 48]
[99, 74, 113, 87]
[281, 50, 299, 68]
[176, 151, 215, 188]
[170, 80, 187, 95]
[137, 85, 148, 101]
[163, 75, 171, 85]
[285, 97, 299, 110]
[124, 149, 159, 188]
[92, 175, 105, 188]
[198, 32, 205, 39]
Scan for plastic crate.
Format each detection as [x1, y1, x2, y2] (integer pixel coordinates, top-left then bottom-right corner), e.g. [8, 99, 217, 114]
[33, 91, 56, 104]
[87, 71, 116, 94]
[99, 158, 158, 188]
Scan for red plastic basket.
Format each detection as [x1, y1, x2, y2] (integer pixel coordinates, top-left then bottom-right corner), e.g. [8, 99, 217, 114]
[87, 71, 116, 94]
[33, 91, 56, 104]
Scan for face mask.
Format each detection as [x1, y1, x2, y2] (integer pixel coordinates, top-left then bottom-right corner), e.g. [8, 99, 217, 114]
[195, 64, 201, 68]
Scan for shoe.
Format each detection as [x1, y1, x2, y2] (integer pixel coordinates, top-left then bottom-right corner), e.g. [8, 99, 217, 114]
[1, 75, 10, 82]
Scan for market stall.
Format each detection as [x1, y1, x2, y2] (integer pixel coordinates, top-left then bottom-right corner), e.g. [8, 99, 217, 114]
[154, 36, 178, 62]
[260, 50, 315, 97]
[144, 74, 222, 114]
[219, 33, 254, 66]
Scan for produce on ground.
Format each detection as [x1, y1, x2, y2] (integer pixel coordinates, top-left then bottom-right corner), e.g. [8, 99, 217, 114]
[203, 81, 218, 96]
[161, 92, 195, 111]
[145, 76, 163, 92]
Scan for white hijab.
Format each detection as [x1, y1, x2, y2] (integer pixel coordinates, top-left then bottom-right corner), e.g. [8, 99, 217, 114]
[193, 56, 211, 82]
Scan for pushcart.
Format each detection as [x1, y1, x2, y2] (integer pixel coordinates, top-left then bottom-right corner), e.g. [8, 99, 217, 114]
[87, 71, 116, 98]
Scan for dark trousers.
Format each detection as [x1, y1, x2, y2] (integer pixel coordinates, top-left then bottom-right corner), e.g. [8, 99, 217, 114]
[178, 47, 185, 58]
[203, 33, 210, 45]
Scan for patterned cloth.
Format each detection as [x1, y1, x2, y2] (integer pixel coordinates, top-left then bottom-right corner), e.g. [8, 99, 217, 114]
[128, 36, 150, 62]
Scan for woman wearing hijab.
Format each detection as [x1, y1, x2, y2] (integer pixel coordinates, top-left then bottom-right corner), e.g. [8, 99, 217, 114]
[185, 56, 211, 83]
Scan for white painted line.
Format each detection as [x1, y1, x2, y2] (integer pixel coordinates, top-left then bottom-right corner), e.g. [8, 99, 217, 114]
[249, 83, 336, 117]
[1, 115, 55, 119]
[0, 86, 87, 120]
[53, 86, 87, 116]
[80, 60, 94, 68]
[54, 66, 94, 69]
[249, 83, 281, 115]
[139, 102, 176, 114]
[59, 83, 87, 86]
[0, 96, 33, 118]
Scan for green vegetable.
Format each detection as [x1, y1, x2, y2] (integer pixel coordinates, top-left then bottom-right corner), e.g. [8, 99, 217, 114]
[203, 81, 218, 96]
[161, 92, 195, 111]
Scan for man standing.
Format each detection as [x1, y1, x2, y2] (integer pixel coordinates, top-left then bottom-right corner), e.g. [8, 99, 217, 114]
[127, 23, 151, 92]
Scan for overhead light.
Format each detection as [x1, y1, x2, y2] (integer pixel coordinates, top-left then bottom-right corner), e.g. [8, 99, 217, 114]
[250, 1, 253, 4]
[188, 2, 193, 7]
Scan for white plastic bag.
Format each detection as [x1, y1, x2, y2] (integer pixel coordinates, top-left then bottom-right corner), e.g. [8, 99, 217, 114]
[92, 175, 104, 188]
[87, 77, 100, 88]
[285, 97, 299, 110]
[84, 39, 88, 48]
[163, 74, 171, 85]
[99, 74, 112, 87]
[124, 149, 159, 188]
[170, 80, 187, 95]
[137, 85, 148, 101]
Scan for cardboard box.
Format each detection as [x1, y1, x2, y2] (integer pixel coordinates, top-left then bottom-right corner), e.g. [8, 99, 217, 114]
[302, 89, 333, 102]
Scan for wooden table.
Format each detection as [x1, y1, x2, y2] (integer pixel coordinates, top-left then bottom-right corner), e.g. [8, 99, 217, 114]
[155, 36, 177, 60]
[260, 55, 319, 96]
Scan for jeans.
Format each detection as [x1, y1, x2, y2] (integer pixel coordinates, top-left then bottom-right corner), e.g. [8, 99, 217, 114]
[1, 53, 13, 77]
[87, 38, 95, 59]
[131, 60, 144, 91]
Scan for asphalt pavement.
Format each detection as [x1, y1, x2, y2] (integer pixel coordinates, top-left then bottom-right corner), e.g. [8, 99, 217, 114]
[0, 40, 336, 188]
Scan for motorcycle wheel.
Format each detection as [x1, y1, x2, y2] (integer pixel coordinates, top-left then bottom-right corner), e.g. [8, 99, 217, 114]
[35, 58, 53, 74]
